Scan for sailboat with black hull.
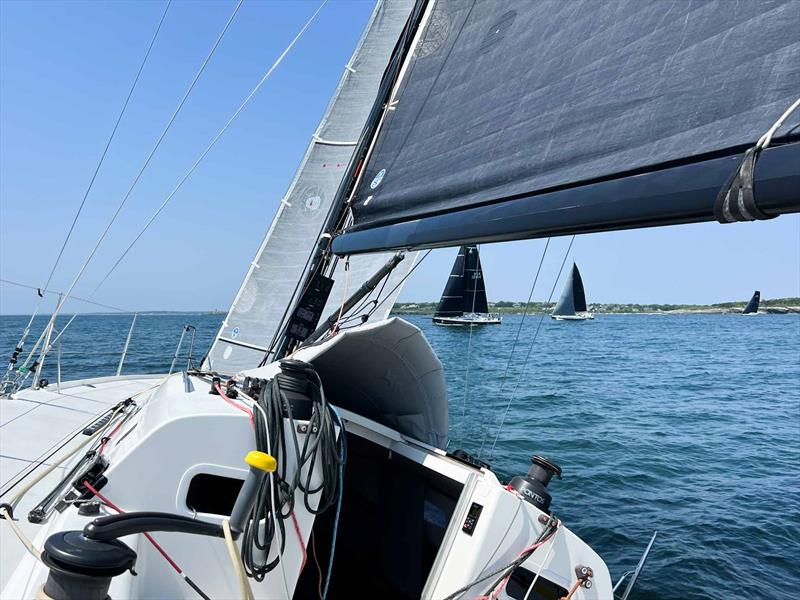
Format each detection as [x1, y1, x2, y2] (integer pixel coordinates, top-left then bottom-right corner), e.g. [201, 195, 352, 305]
[743, 290, 761, 315]
[552, 263, 594, 321]
[2, 1, 799, 599]
[433, 245, 501, 325]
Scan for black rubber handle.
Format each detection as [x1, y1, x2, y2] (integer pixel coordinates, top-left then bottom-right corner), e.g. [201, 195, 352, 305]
[83, 511, 224, 541]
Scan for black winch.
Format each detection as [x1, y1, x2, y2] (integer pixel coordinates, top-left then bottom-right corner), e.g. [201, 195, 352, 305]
[508, 455, 562, 513]
[41, 530, 136, 600]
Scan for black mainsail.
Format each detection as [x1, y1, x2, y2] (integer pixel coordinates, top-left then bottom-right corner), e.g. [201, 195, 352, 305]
[434, 245, 491, 320]
[552, 263, 589, 319]
[331, 0, 800, 255]
[743, 291, 761, 314]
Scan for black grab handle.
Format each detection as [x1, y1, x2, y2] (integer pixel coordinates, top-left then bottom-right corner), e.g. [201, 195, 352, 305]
[84, 512, 224, 542]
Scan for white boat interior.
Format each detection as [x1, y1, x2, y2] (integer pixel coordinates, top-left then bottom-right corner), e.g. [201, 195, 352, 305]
[1, 319, 613, 599]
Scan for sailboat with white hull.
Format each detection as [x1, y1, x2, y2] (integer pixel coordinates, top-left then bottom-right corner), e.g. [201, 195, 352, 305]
[433, 246, 501, 326]
[551, 264, 594, 321]
[2, 1, 799, 599]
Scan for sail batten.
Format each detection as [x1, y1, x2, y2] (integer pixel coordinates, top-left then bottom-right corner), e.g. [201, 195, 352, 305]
[332, 0, 800, 255]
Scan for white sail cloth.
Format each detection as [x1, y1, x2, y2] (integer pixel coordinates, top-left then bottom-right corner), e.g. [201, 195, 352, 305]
[206, 0, 416, 374]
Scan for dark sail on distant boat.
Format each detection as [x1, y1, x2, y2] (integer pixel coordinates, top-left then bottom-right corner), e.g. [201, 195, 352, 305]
[743, 291, 761, 314]
[332, 0, 799, 256]
[552, 263, 593, 321]
[433, 246, 500, 325]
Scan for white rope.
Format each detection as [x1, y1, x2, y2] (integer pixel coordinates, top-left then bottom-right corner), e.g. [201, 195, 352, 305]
[0, 506, 44, 563]
[522, 527, 559, 600]
[222, 518, 255, 600]
[89, 0, 330, 298]
[5, 404, 127, 512]
[756, 97, 800, 150]
[19, 0, 244, 375]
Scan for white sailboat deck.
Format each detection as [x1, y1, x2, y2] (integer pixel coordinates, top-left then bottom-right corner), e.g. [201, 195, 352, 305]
[0, 375, 162, 592]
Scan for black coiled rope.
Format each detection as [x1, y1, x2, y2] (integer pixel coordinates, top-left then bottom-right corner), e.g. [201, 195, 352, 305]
[241, 360, 346, 581]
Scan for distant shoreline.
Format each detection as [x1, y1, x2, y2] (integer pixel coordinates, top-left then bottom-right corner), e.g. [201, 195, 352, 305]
[3, 300, 799, 317]
[391, 298, 800, 316]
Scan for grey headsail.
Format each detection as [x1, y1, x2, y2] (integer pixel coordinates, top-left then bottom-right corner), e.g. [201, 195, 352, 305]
[434, 245, 489, 317]
[743, 291, 761, 314]
[205, 0, 416, 374]
[552, 263, 588, 317]
[332, 0, 800, 255]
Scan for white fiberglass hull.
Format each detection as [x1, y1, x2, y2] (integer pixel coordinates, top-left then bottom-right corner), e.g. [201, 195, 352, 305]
[551, 313, 595, 321]
[0, 320, 615, 600]
[432, 313, 502, 326]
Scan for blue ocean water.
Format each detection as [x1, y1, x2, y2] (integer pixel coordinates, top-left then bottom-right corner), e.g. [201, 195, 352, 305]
[1, 312, 798, 599]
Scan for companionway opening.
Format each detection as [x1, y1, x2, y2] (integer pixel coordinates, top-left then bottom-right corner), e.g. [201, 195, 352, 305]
[295, 432, 464, 599]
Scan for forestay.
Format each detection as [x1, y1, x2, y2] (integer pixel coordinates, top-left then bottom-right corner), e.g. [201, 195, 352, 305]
[333, 0, 800, 254]
[206, 0, 416, 374]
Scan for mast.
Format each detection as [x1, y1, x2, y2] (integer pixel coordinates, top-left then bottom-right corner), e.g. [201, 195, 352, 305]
[463, 246, 489, 314]
[204, 0, 419, 372]
[271, 0, 432, 361]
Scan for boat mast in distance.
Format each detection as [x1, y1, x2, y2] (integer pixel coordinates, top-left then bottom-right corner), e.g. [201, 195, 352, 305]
[433, 245, 501, 325]
[552, 263, 594, 321]
[743, 290, 761, 315]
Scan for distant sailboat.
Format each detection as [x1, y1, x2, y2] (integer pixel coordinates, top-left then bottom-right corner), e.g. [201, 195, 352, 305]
[433, 245, 501, 325]
[743, 290, 761, 314]
[551, 263, 594, 321]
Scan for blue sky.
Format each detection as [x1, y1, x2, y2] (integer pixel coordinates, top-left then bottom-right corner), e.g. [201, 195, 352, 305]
[1, 0, 798, 315]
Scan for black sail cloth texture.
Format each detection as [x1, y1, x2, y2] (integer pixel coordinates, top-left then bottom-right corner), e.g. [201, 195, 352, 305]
[343, 0, 800, 237]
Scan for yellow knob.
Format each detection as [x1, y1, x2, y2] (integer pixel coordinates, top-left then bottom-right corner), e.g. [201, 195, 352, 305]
[245, 451, 277, 473]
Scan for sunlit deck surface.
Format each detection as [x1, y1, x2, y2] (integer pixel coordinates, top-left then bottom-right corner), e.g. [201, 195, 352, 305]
[0, 375, 162, 591]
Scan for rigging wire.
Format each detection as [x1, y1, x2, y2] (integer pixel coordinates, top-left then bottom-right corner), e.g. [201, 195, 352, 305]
[0, 279, 129, 313]
[2, 2, 170, 384]
[12, 0, 244, 380]
[27, 0, 244, 352]
[486, 236, 576, 461]
[89, 0, 330, 298]
[368, 249, 432, 318]
[456, 245, 479, 448]
[476, 238, 551, 458]
[48, 0, 329, 367]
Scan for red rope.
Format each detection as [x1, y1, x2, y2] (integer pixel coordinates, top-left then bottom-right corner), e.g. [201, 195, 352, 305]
[83, 480, 182, 574]
[290, 511, 307, 572]
[98, 418, 125, 455]
[215, 383, 254, 426]
[477, 525, 560, 600]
